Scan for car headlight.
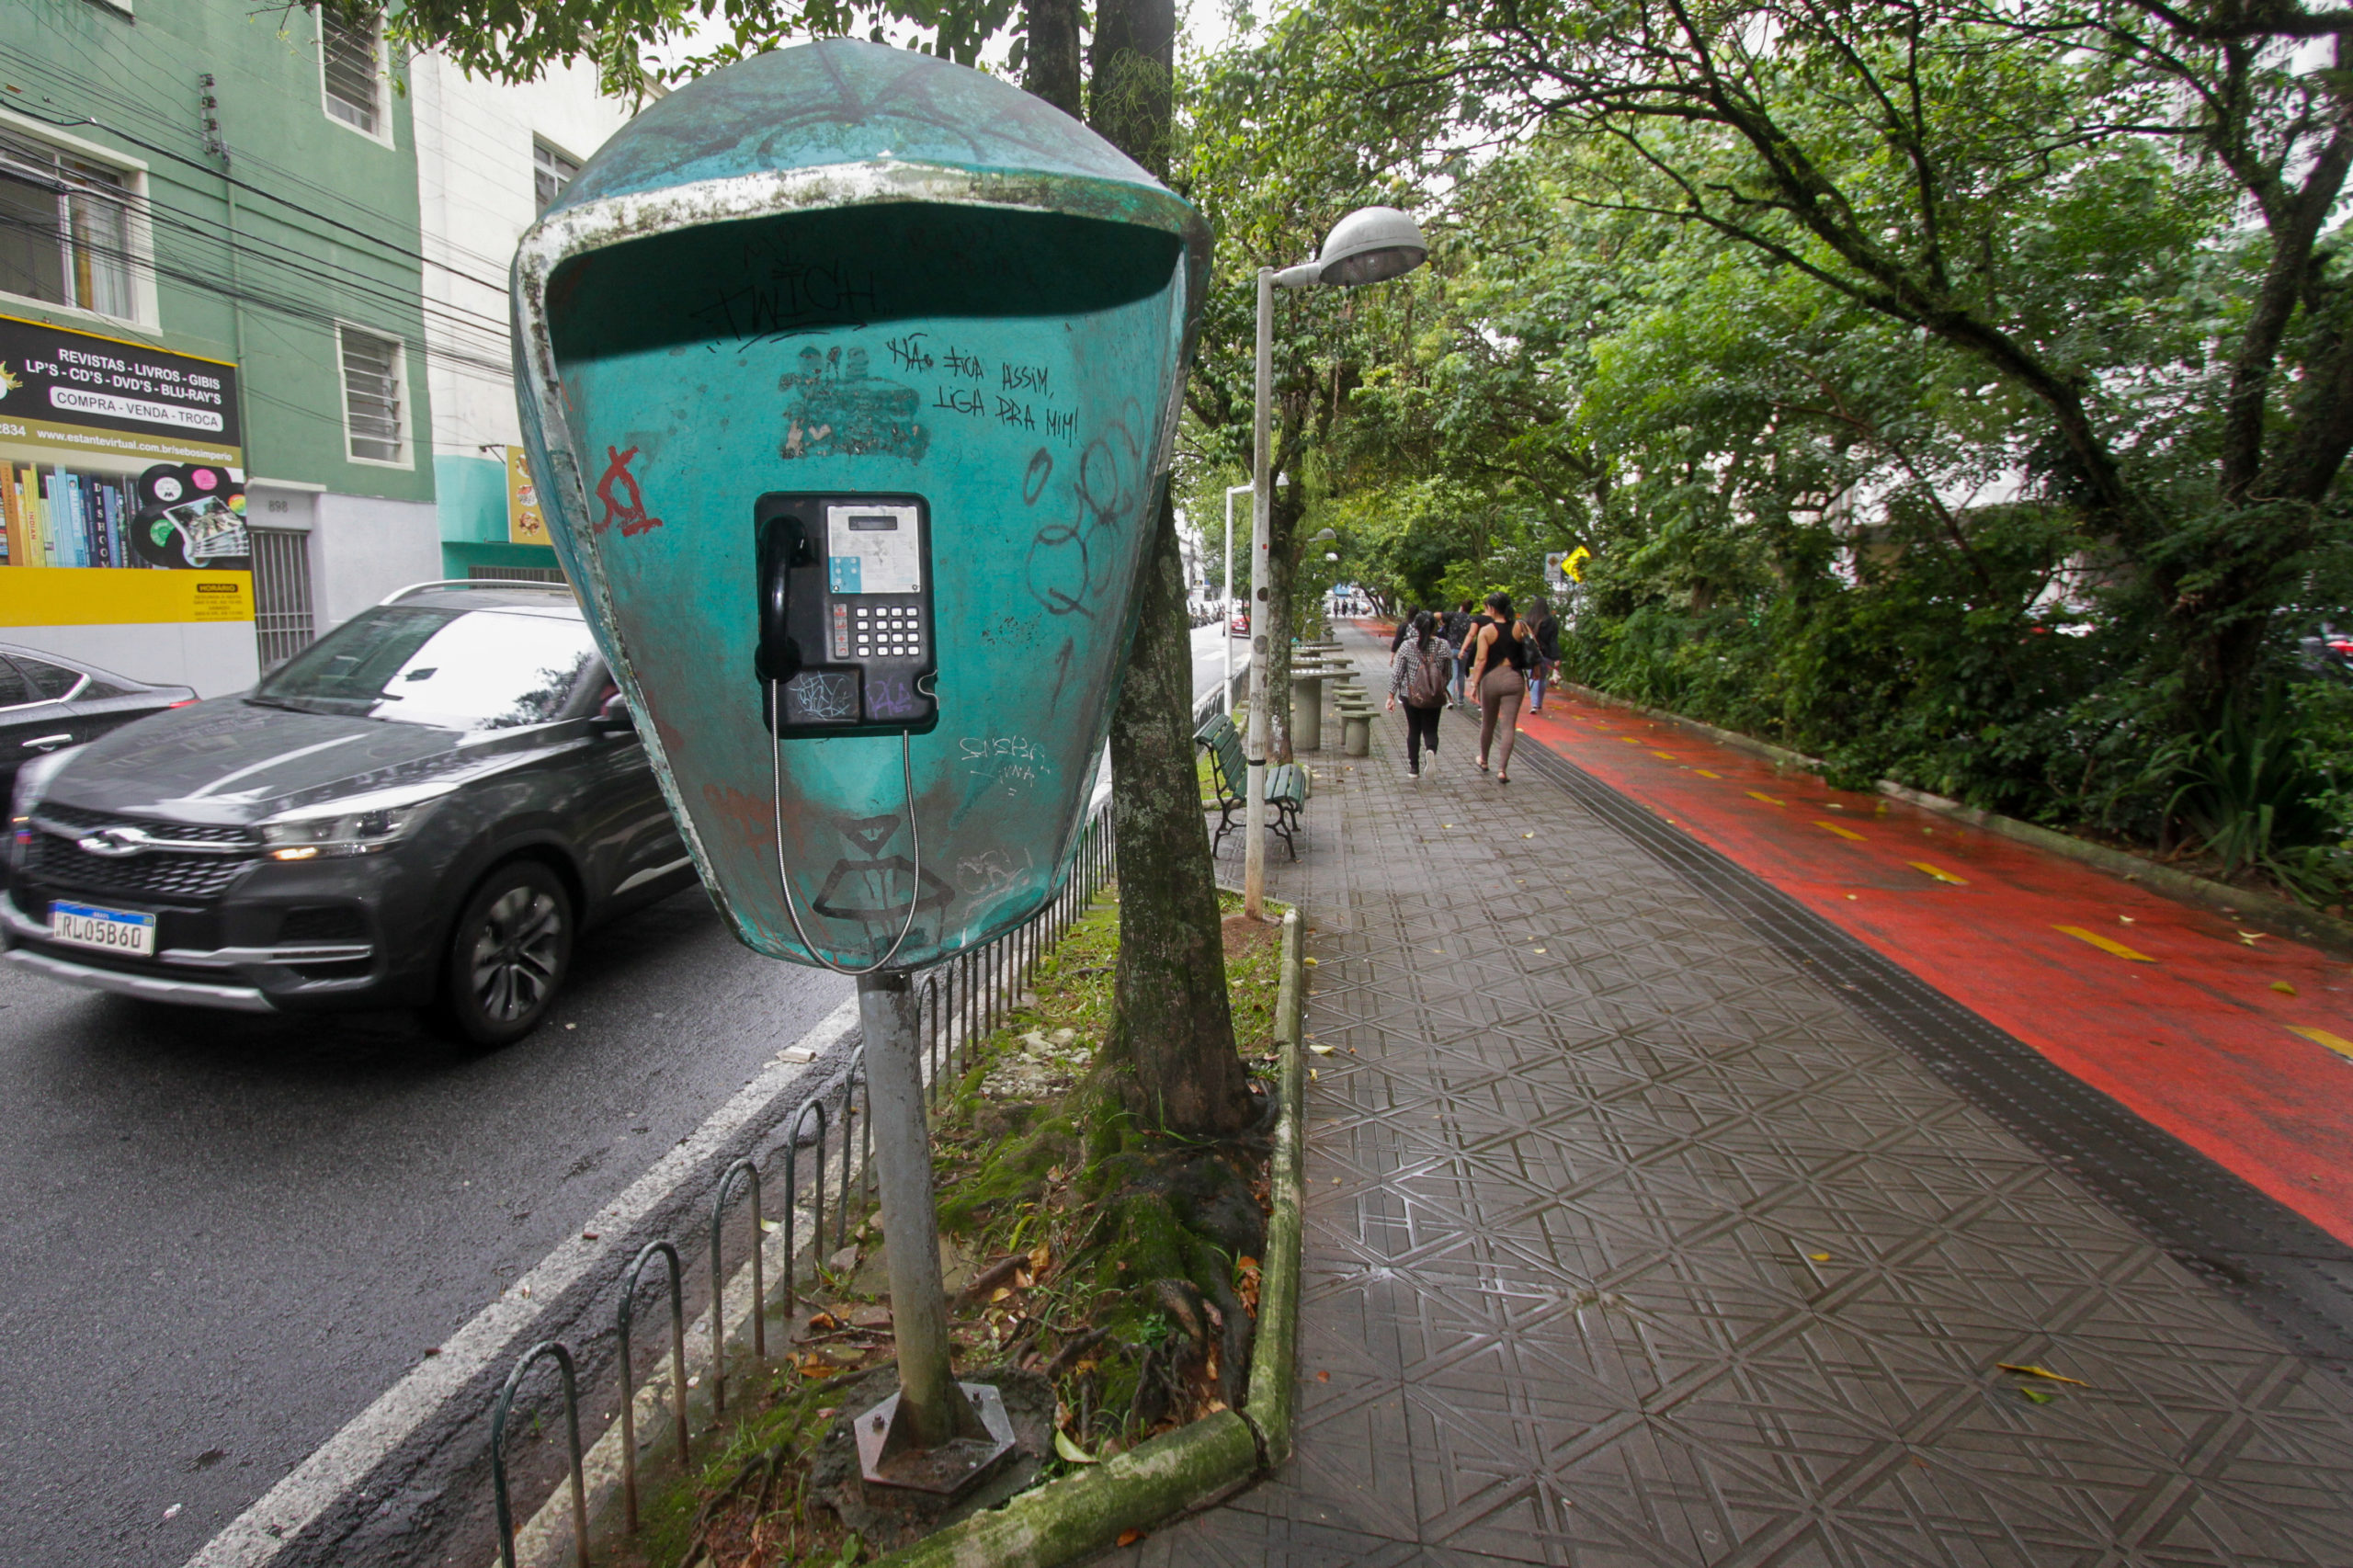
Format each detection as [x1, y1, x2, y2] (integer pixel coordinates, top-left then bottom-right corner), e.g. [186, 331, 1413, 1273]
[258, 787, 452, 859]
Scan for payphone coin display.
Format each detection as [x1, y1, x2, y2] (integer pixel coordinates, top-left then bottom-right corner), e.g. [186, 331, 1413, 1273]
[756, 493, 938, 736]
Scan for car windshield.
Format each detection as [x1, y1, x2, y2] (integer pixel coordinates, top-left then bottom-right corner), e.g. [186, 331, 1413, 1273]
[252, 605, 599, 731]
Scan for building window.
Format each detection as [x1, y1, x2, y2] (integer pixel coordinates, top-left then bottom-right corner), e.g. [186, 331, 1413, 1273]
[534, 142, 580, 212]
[321, 13, 386, 139]
[0, 128, 136, 320]
[338, 324, 407, 465]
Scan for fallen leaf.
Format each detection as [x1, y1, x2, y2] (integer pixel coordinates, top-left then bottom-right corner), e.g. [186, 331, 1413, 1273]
[1807, 1252, 1831, 1263]
[1116, 1528, 1144, 1547]
[1054, 1429, 1099, 1465]
[808, 1312, 841, 1332]
[2239, 929, 2268, 945]
[581, 1230, 600, 1241]
[2118, 915, 2135, 925]
[1317, 1369, 1331, 1382]
[759, 1218, 779, 1233]
[2272, 981, 2298, 995]
[1302, 958, 1320, 968]
[1523, 832, 1534, 838]
[1309, 1043, 1334, 1055]
[1029, 1242, 1052, 1275]
[2018, 1387, 2055, 1404]
[990, 1286, 1013, 1303]
[1997, 1363, 2089, 1386]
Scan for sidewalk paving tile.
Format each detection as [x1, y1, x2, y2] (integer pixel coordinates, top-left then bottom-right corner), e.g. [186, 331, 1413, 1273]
[1110, 626, 2353, 1567]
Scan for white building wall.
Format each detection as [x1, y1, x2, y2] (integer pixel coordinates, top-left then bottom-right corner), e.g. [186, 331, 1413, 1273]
[408, 53, 643, 456]
[313, 494, 441, 629]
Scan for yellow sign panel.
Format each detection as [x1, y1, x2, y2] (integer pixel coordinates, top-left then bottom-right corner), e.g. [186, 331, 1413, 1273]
[0, 566, 251, 625]
[506, 445, 548, 546]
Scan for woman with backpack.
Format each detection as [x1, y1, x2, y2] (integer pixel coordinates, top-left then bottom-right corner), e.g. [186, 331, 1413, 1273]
[1525, 595, 1562, 713]
[1462, 590, 1532, 783]
[1387, 608, 1456, 778]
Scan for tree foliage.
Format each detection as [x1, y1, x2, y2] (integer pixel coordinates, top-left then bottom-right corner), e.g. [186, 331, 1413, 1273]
[1168, 0, 2353, 885]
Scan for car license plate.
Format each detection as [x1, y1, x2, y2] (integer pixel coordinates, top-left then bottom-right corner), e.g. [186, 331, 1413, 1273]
[48, 901, 156, 958]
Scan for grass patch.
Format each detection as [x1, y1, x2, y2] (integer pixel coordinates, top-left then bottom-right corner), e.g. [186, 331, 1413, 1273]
[615, 885, 1285, 1567]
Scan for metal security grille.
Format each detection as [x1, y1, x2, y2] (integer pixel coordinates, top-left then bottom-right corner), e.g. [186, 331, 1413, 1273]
[533, 142, 579, 211]
[338, 326, 404, 462]
[469, 565, 568, 585]
[321, 16, 381, 134]
[249, 527, 315, 670]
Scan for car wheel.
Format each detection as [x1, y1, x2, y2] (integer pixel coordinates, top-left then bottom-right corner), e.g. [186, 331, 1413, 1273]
[438, 861, 572, 1048]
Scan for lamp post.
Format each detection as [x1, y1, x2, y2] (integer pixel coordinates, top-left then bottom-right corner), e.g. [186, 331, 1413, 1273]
[1223, 481, 1252, 712]
[1246, 207, 1429, 916]
[1312, 528, 1338, 627]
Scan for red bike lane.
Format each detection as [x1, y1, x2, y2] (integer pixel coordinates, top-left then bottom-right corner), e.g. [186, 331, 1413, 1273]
[1506, 692, 2353, 1248]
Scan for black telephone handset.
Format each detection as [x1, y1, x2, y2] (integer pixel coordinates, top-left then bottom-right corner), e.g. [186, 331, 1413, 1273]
[754, 492, 938, 737]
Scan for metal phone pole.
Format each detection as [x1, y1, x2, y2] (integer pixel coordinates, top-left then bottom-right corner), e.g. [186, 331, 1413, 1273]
[850, 971, 1013, 1493]
[1245, 266, 1274, 917]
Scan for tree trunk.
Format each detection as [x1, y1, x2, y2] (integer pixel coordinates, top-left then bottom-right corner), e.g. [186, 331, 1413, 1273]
[1088, 0, 1173, 173]
[1021, 0, 1082, 118]
[1266, 462, 1304, 764]
[1069, 0, 1253, 1138]
[1097, 494, 1256, 1136]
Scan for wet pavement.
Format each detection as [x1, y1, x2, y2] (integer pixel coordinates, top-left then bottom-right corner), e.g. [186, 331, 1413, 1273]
[1131, 624, 2353, 1566]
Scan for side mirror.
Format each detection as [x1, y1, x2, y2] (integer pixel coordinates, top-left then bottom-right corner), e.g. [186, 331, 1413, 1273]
[591, 690, 636, 734]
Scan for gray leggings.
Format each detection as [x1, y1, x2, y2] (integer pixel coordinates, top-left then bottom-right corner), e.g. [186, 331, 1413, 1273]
[1478, 667, 1525, 773]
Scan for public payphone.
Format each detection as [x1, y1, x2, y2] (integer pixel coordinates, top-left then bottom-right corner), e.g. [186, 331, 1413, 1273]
[756, 493, 938, 736]
[511, 40, 1207, 976]
[509, 36, 1211, 1500]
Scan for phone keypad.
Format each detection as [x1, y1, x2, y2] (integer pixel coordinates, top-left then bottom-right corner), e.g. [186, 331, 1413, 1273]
[847, 597, 926, 662]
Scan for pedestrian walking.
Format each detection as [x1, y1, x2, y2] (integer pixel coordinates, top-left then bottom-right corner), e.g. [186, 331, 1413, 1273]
[1445, 599, 1478, 707]
[1463, 591, 1531, 783]
[1525, 595, 1562, 713]
[1387, 609, 1455, 778]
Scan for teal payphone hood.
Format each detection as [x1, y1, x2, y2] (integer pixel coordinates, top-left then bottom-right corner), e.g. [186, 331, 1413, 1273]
[511, 40, 1210, 971]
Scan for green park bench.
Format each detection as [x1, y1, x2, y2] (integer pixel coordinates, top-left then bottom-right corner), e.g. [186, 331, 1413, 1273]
[1197, 712, 1306, 859]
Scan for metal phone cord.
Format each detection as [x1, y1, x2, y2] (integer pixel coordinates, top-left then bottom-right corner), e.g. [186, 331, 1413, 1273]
[767, 678, 924, 974]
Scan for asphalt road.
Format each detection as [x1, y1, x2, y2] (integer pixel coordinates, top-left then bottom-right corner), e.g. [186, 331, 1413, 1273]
[0, 887, 852, 1567]
[2, 629, 1245, 1568]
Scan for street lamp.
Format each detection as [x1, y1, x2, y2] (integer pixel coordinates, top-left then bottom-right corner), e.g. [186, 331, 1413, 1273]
[1247, 207, 1428, 915]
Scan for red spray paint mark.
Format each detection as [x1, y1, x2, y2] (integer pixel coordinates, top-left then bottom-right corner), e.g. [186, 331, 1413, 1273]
[595, 445, 663, 537]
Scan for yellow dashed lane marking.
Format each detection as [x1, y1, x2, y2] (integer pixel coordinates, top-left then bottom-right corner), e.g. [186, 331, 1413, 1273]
[1910, 861, 1967, 885]
[1747, 790, 1784, 805]
[2289, 1026, 2353, 1062]
[1813, 820, 1865, 841]
[1695, 769, 1722, 778]
[2056, 925, 2154, 962]
[1619, 737, 1642, 744]
[1650, 749, 1678, 759]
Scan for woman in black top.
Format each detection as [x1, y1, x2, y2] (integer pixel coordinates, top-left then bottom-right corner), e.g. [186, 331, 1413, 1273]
[1462, 591, 1531, 782]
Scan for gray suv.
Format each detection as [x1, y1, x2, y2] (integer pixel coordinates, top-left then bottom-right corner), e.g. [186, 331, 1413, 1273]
[2, 582, 694, 1045]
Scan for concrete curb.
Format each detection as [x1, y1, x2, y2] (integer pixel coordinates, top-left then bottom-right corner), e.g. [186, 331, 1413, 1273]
[1558, 682, 2353, 960]
[880, 906, 1308, 1566]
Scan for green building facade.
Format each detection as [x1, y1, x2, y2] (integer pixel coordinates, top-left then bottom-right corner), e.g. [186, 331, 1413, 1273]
[1, 0, 447, 692]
